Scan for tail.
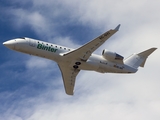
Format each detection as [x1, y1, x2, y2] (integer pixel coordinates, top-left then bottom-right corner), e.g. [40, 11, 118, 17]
[124, 48, 157, 69]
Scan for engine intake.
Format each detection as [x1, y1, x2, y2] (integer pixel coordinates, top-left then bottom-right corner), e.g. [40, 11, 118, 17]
[102, 49, 124, 61]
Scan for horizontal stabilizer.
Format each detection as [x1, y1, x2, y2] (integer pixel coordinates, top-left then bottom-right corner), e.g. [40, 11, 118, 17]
[138, 48, 157, 67]
[138, 48, 157, 58]
[124, 48, 157, 69]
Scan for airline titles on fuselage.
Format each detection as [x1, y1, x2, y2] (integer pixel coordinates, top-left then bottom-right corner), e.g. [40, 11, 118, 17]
[37, 43, 58, 53]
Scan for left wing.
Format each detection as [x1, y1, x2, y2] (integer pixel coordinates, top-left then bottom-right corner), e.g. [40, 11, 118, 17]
[58, 63, 80, 95]
[62, 24, 120, 61]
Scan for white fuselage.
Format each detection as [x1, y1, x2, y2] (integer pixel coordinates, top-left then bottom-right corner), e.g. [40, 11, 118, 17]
[4, 37, 137, 74]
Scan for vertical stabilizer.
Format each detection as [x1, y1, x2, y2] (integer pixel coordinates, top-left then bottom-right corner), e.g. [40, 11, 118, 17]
[124, 48, 157, 69]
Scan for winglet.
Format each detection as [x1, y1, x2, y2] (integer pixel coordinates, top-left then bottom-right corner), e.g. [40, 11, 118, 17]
[114, 24, 121, 31]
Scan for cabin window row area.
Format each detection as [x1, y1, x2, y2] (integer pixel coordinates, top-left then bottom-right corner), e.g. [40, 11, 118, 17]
[37, 41, 71, 51]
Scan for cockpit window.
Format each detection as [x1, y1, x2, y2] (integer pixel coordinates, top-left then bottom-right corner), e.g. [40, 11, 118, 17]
[19, 37, 26, 39]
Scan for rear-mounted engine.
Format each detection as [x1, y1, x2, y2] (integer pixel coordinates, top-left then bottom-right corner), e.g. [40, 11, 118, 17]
[102, 49, 124, 61]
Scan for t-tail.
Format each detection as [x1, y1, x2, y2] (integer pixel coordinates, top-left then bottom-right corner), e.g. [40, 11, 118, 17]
[124, 48, 157, 70]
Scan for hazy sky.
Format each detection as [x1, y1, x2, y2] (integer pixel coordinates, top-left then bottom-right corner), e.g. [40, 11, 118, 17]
[0, 0, 160, 120]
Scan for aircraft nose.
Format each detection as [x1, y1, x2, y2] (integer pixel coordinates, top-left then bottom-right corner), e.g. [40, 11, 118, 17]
[3, 40, 15, 49]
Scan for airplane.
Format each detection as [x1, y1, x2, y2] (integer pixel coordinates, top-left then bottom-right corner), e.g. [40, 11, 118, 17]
[3, 24, 157, 95]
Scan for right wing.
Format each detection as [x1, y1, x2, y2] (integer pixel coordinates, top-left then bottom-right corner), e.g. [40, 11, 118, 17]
[62, 24, 120, 61]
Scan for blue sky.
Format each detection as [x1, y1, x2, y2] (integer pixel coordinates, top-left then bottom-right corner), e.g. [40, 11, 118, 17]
[1, 0, 160, 120]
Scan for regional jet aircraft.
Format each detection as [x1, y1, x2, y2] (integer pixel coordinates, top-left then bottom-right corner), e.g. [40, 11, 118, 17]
[3, 25, 157, 95]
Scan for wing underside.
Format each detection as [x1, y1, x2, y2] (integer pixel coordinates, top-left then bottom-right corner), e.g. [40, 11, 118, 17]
[63, 24, 120, 61]
[58, 63, 80, 95]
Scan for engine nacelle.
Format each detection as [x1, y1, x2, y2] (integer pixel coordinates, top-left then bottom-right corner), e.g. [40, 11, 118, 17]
[102, 49, 124, 61]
